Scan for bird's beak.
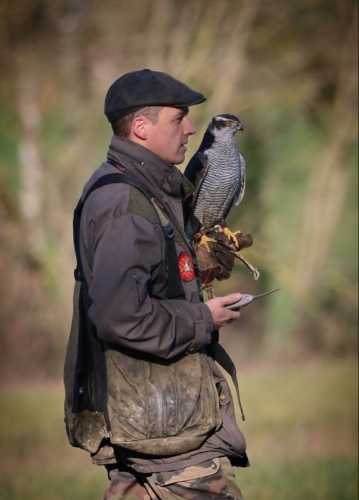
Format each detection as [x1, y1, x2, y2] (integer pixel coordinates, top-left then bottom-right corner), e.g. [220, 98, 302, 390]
[237, 123, 244, 131]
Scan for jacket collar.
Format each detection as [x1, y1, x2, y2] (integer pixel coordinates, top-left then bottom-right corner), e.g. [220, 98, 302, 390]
[107, 135, 186, 199]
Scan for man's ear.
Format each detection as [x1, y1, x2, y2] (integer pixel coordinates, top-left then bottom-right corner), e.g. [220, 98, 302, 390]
[131, 115, 150, 141]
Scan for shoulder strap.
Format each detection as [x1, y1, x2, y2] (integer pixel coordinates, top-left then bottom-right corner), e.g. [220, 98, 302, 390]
[73, 174, 131, 283]
[211, 342, 245, 421]
[73, 172, 185, 299]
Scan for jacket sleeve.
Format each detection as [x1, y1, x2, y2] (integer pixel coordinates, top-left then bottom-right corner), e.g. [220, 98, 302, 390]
[86, 206, 214, 360]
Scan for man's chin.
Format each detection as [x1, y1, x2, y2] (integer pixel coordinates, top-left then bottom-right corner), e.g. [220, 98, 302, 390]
[161, 151, 186, 165]
[173, 152, 186, 165]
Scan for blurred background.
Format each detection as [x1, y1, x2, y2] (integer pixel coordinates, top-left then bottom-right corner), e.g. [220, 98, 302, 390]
[0, 1, 357, 499]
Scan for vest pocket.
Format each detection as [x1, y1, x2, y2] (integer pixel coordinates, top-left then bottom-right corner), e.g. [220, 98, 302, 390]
[106, 350, 149, 441]
[105, 349, 221, 450]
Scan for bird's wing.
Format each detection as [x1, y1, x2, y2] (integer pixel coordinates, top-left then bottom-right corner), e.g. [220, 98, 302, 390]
[184, 150, 209, 208]
[234, 153, 246, 206]
[221, 153, 246, 221]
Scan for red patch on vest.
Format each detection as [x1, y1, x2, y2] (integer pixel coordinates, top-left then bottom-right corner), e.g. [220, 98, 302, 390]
[178, 252, 195, 282]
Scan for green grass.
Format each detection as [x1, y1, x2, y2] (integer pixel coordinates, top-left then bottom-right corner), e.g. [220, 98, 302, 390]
[0, 357, 357, 500]
[238, 457, 357, 500]
[0, 472, 105, 500]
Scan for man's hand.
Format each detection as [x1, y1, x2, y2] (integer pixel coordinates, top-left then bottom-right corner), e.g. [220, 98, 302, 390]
[206, 293, 242, 329]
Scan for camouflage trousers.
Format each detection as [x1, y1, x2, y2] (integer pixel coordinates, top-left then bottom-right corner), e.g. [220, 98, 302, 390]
[103, 457, 244, 499]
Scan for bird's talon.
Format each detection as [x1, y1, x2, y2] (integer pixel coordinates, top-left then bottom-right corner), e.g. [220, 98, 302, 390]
[196, 233, 216, 252]
[223, 227, 240, 249]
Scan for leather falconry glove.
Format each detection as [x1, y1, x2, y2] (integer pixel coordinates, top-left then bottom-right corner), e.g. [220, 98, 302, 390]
[195, 227, 253, 285]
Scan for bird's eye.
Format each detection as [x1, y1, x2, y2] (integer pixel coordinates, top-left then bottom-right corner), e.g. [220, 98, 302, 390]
[215, 119, 230, 127]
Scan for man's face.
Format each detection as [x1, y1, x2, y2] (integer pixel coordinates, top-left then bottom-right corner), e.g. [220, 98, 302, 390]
[145, 107, 196, 165]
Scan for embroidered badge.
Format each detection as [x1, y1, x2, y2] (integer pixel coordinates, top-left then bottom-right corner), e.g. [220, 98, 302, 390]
[178, 251, 195, 282]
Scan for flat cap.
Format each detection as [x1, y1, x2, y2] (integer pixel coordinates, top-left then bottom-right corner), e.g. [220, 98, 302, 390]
[104, 68, 206, 124]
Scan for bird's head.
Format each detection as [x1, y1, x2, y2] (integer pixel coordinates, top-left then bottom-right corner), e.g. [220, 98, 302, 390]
[209, 114, 244, 139]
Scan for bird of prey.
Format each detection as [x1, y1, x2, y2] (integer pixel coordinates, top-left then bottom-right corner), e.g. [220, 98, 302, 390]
[185, 113, 245, 237]
[185, 113, 259, 282]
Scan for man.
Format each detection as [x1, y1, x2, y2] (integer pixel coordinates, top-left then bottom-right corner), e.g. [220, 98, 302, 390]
[64, 69, 249, 499]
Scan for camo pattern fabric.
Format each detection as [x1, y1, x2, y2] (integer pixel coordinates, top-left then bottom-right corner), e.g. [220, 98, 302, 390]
[103, 458, 244, 499]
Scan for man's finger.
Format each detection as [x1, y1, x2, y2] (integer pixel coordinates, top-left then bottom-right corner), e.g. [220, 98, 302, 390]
[220, 293, 242, 305]
[228, 310, 241, 321]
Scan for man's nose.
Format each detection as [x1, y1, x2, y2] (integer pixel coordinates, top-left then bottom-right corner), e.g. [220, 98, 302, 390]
[184, 117, 196, 136]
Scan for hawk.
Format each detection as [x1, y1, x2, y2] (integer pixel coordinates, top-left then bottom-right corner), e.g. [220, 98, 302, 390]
[185, 113, 246, 232]
[185, 114, 259, 287]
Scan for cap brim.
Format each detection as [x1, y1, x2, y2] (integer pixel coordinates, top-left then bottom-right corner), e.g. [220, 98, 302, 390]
[109, 94, 206, 123]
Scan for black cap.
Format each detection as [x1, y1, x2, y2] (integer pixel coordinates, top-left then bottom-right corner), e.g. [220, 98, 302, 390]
[104, 69, 206, 124]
